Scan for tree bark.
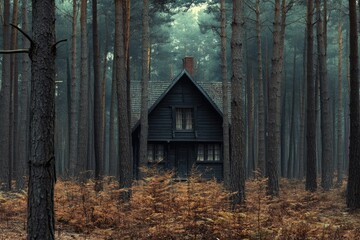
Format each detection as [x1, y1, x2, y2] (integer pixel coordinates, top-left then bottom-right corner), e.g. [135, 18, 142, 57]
[316, 0, 333, 190]
[337, 14, 343, 186]
[266, 0, 284, 196]
[10, 0, 19, 191]
[221, 0, 230, 187]
[69, 0, 78, 177]
[256, 0, 265, 176]
[115, 0, 132, 201]
[27, 0, 56, 238]
[230, 0, 246, 205]
[287, 48, 297, 179]
[109, 58, 118, 176]
[346, 0, 360, 210]
[93, 0, 104, 191]
[102, 14, 109, 174]
[77, 0, 89, 179]
[0, 0, 11, 190]
[139, 0, 150, 176]
[305, 0, 317, 192]
[17, 0, 30, 190]
[247, 73, 255, 177]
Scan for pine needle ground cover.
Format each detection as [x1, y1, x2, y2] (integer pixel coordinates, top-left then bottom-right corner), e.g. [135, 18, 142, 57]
[1, 171, 360, 239]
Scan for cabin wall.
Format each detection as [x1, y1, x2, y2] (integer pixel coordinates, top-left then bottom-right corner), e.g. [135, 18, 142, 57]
[132, 75, 224, 180]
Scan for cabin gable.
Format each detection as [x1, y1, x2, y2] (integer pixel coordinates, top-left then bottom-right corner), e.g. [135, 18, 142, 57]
[147, 74, 223, 142]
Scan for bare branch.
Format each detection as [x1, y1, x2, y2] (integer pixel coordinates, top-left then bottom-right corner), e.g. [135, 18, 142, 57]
[54, 39, 68, 48]
[10, 23, 34, 45]
[0, 49, 29, 54]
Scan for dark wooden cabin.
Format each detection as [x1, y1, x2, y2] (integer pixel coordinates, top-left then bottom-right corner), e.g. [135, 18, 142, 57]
[132, 57, 225, 180]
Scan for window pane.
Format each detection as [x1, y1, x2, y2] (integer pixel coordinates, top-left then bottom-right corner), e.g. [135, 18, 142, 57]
[207, 144, 214, 161]
[185, 109, 193, 130]
[197, 144, 204, 161]
[214, 144, 221, 161]
[156, 144, 164, 162]
[148, 144, 154, 162]
[176, 108, 182, 130]
[175, 108, 193, 130]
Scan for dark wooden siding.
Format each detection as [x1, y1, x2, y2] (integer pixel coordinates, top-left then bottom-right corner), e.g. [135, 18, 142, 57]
[148, 75, 223, 141]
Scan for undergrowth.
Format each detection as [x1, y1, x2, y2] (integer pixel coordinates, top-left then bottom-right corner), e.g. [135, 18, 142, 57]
[1, 169, 360, 239]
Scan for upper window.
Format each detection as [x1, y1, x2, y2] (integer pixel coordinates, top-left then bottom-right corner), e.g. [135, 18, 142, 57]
[148, 144, 165, 163]
[176, 108, 194, 130]
[197, 144, 221, 162]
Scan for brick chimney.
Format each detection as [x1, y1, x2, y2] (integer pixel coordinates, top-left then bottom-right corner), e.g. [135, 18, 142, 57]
[183, 56, 194, 75]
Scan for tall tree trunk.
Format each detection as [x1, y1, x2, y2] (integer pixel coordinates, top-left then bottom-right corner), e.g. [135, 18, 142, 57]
[0, 0, 11, 190]
[346, 0, 360, 210]
[115, 0, 132, 201]
[337, 14, 343, 187]
[10, 0, 19, 190]
[316, 0, 333, 190]
[287, 48, 297, 179]
[280, 74, 287, 177]
[109, 58, 118, 176]
[17, 0, 30, 190]
[221, 0, 230, 187]
[266, 0, 284, 196]
[139, 0, 150, 176]
[256, 0, 265, 176]
[230, 0, 246, 205]
[78, 0, 89, 179]
[305, 0, 317, 192]
[102, 14, 109, 174]
[69, 0, 78, 177]
[125, 0, 132, 164]
[298, 29, 307, 180]
[248, 73, 255, 177]
[27, 0, 56, 238]
[93, 0, 104, 191]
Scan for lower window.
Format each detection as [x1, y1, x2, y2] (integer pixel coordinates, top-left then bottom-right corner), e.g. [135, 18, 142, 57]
[196, 143, 221, 162]
[148, 144, 165, 163]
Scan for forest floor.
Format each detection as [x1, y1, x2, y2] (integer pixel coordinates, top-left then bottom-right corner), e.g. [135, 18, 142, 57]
[1, 171, 360, 240]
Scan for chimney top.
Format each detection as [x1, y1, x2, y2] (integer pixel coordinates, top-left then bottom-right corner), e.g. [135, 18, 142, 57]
[182, 56, 194, 76]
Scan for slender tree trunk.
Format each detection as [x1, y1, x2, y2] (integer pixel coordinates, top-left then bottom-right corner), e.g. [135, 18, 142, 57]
[27, 0, 56, 238]
[109, 58, 118, 176]
[346, 0, 360, 210]
[266, 0, 284, 196]
[115, 0, 132, 201]
[102, 14, 109, 174]
[17, 0, 30, 190]
[139, 0, 150, 176]
[305, 0, 317, 192]
[287, 48, 297, 179]
[264, 38, 269, 175]
[280, 75, 287, 177]
[337, 15, 343, 187]
[230, 0, 246, 205]
[69, 0, 78, 177]
[78, 0, 89, 179]
[298, 29, 307, 180]
[93, 0, 104, 191]
[221, 0, 230, 187]
[256, 0, 265, 176]
[10, 0, 19, 190]
[248, 73, 255, 177]
[0, 0, 11, 190]
[125, 0, 132, 166]
[316, 0, 333, 190]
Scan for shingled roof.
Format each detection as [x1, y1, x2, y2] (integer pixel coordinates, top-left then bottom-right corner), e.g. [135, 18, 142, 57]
[131, 70, 229, 126]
